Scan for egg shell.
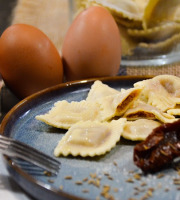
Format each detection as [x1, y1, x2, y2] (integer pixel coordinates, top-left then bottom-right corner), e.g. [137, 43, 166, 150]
[0, 24, 63, 99]
[62, 6, 121, 81]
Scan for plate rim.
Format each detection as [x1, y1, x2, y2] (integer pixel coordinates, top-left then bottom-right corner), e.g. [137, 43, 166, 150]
[0, 75, 152, 200]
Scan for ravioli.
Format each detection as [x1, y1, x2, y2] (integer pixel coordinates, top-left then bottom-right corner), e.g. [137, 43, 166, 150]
[115, 15, 142, 29]
[167, 108, 180, 116]
[134, 75, 178, 111]
[122, 119, 161, 141]
[117, 24, 139, 55]
[86, 81, 142, 121]
[153, 75, 180, 98]
[36, 82, 141, 129]
[54, 118, 127, 157]
[86, 80, 120, 102]
[134, 32, 180, 55]
[36, 100, 100, 129]
[98, 87, 142, 121]
[142, 0, 180, 29]
[87, 0, 143, 20]
[127, 22, 180, 42]
[167, 105, 180, 116]
[123, 100, 176, 123]
[34, 75, 180, 159]
[75, 0, 180, 56]
[34, 75, 180, 158]
[174, 6, 180, 22]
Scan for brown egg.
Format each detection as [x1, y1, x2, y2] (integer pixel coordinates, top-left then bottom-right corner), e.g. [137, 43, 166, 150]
[0, 24, 63, 99]
[62, 6, 121, 81]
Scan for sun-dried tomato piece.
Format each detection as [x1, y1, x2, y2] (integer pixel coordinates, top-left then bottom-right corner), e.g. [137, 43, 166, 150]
[133, 119, 180, 173]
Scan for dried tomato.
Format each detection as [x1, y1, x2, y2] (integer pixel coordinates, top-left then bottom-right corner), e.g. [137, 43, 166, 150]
[134, 119, 180, 173]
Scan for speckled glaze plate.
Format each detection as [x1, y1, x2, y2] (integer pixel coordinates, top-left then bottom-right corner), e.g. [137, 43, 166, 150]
[1, 76, 180, 200]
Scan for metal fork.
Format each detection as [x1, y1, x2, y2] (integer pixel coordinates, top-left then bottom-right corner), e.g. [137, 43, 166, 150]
[0, 135, 60, 175]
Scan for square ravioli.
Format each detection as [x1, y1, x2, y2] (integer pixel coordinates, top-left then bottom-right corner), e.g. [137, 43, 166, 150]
[54, 118, 126, 157]
[134, 75, 180, 112]
[86, 80, 120, 101]
[122, 119, 161, 141]
[123, 100, 176, 123]
[36, 100, 100, 129]
[35, 76, 180, 158]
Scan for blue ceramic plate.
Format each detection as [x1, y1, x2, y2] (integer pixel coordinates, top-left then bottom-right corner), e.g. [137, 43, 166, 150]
[1, 76, 180, 200]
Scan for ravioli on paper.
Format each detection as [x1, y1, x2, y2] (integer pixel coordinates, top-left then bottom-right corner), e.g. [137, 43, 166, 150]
[54, 118, 126, 157]
[36, 100, 100, 129]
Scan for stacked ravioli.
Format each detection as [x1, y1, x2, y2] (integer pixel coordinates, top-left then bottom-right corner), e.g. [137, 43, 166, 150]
[36, 75, 180, 157]
[75, 0, 180, 56]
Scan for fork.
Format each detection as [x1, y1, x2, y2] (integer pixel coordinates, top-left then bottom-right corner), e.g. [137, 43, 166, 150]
[0, 134, 60, 175]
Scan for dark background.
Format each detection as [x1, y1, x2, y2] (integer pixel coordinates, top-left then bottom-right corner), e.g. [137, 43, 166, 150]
[0, 0, 19, 118]
[0, 0, 17, 35]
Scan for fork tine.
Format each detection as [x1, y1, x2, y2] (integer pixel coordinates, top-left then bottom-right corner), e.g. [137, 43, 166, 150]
[13, 152, 59, 174]
[0, 143, 60, 175]
[11, 141, 60, 167]
[10, 144, 59, 169]
[0, 135, 60, 174]
[0, 135, 59, 165]
[0, 140, 60, 174]
[0, 142, 8, 150]
[9, 145, 60, 170]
